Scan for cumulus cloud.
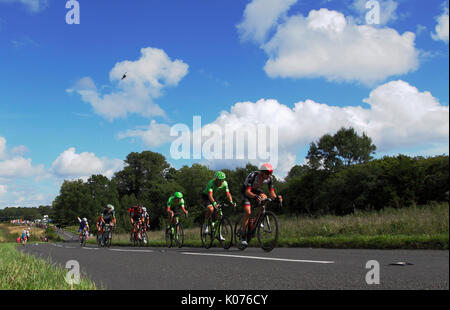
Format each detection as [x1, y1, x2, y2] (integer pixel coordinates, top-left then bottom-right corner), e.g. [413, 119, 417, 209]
[431, 5, 449, 44]
[0, 0, 49, 13]
[117, 120, 174, 148]
[0, 136, 45, 179]
[261, 8, 419, 85]
[237, 0, 297, 43]
[0, 184, 6, 196]
[50, 147, 124, 180]
[236, 1, 419, 85]
[165, 80, 448, 177]
[68, 47, 189, 121]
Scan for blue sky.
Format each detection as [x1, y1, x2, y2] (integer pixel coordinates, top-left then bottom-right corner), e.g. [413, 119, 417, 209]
[0, 0, 448, 208]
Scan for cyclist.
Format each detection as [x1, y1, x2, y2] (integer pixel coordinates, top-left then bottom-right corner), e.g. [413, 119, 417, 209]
[142, 207, 150, 232]
[129, 204, 144, 241]
[77, 217, 89, 242]
[96, 212, 104, 239]
[201, 171, 236, 235]
[166, 192, 188, 232]
[238, 163, 283, 246]
[100, 204, 116, 241]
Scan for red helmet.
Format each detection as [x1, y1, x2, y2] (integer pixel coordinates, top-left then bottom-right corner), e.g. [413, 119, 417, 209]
[259, 163, 273, 174]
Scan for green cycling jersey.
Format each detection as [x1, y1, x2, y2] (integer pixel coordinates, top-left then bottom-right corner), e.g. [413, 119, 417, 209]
[166, 196, 185, 209]
[202, 179, 230, 195]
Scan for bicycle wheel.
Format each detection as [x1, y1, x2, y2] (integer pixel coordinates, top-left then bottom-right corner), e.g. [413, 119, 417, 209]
[219, 217, 233, 249]
[200, 222, 213, 249]
[257, 211, 279, 252]
[105, 229, 112, 247]
[142, 231, 149, 247]
[166, 226, 173, 248]
[234, 220, 246, 250]
[175, 222, 184, 248]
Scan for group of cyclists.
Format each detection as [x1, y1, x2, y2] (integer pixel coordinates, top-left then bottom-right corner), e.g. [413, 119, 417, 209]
[78, 163, 282, 248]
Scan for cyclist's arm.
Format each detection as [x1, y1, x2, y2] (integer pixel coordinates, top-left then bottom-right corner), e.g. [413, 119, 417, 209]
[208, 190, 216, 205]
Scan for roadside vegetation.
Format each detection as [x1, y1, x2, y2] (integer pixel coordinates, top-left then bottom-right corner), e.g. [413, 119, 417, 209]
[0, 243, 99, 290]
[2, 128, 448, 249]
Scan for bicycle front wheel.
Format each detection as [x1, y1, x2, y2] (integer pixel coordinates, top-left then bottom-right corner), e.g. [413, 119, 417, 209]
[257, 211, 279, 252]
[175, 222, 184, 248]
[165, 227, 173, 248]
[219, 217, 233, 249]
[200, 223, 213, 249]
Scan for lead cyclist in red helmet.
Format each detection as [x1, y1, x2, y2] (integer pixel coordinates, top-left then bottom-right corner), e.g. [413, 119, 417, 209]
[238, 163, 283, 247]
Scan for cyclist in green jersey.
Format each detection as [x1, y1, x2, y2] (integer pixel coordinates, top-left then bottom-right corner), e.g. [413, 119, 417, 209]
[166, 192, 188, 231]
[201, 171, 236, 234]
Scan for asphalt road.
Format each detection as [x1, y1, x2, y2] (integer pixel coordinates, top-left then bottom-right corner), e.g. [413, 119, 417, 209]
[19, 241, 449, 290]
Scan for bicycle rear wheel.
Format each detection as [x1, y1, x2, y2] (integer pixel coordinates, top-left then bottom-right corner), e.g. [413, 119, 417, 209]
[257, 211, 279, 252]
[219, 217, 233, 249]
[175, 222, 184, 248]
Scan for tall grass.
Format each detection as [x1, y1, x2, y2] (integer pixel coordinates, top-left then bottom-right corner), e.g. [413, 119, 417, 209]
[82, 203, 448, 249]
[0, 243, 100, 290]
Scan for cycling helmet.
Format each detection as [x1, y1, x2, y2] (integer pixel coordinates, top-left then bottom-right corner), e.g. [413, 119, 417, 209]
[107, 204, 114, 211]
[174, 192, 183, 199]
[214, 171, 226, 180]
[259, 163, 273, 174]
[142, 207, 147, 212]
[82, 217, 87, 222]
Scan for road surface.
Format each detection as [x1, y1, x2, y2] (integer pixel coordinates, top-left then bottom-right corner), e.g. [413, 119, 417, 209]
[20, 241, 449, 290]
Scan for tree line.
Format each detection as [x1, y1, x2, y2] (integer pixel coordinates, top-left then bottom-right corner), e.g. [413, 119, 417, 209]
[2, 128, 448, 232]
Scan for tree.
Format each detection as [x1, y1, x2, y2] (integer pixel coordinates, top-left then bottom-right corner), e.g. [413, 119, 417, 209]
[307, 127, 376, 172]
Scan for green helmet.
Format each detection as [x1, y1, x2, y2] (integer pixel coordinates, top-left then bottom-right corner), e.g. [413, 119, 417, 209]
[174, 192, 183, 199]
[214, 171, 226, 180]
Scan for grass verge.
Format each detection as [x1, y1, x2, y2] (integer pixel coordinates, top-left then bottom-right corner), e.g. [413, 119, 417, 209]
[78, 202, 449, 250]
[0, 243, 100, 290]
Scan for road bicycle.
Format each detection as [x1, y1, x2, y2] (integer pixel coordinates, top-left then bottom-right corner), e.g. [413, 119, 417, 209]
[98, 224, 113, 247]
[80, 228, 89, 247]
[165, 213, 186, 248]
[132, 221, 148, 247]
[235, 198, 280, 252]
[200, 202, 234, 249]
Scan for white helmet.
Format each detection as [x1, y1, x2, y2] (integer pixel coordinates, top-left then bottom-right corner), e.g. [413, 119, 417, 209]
[107, 204, 114, 211]
[83, 217, 87, 222]
[142, 207, 147, 212]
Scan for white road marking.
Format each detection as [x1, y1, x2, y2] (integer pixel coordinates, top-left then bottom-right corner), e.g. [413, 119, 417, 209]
[81, 247, 99, 250]
[181, 252, 335, 264]
[109, 248, 154, 253]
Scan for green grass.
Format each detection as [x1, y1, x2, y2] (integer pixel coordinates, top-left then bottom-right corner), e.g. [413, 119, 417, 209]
[78, 202, 449, 250]
[0, 243, 100, 290]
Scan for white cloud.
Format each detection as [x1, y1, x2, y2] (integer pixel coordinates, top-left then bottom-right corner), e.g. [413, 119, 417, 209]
[51, 147, 124, 180]
[237, 0, 297, 43]
[0, 184, 6, 196]
[118, 120, 174, 148]
[431, 5, 449, 44]
[174, 80, 448, 177]
[68, 47, 189, 121]
[0, 0, 48, 13]
[0, 136, 45, 179]
[261, 8, 419, 85]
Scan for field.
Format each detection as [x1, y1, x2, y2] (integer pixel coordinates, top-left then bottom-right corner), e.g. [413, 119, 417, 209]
[72, 202, 449, 249]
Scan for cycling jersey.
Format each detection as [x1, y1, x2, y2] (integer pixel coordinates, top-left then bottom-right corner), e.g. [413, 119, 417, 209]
[129, 207, 143, 221]
[167, 196, 185, 215]
[102, 209, 116, 224]
[202, 179, 230, 196]
[242, 171, 275, 206]
[79, 220, 88, 232]
[243, 171, 274, 192]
